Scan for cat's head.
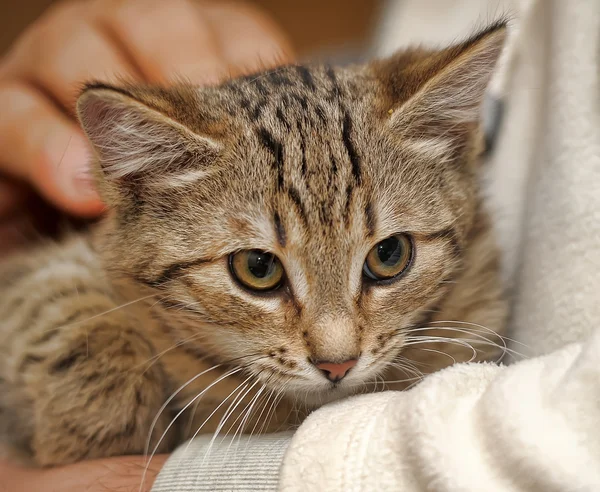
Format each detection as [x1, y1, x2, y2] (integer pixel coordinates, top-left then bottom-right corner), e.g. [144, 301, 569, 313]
[77, 22, 506, 403]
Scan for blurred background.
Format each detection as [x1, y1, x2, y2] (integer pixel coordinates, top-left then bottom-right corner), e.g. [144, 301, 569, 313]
[1, 0, 385, 61]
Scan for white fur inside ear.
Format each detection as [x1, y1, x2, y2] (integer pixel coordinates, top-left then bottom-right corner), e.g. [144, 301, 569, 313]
[77, 89, 219, 182]
[402, 137, 455, 163]
[163, 168, 213, 188]
[393, 28, 506, 129]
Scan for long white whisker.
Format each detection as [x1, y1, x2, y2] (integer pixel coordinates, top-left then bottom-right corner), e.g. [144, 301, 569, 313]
[409, 328, 526, 361]
[144, 364, 222, 460]
[427, 320, 531, 349]
[408, 346, 459, 364]
[245, 388, 276, 450]
[385, 362, 426, 381]
[404, 336, 479, 362]
[137, 332, 209, 373]
[410, 324, 509, 359]
[181, 373, 255, 460]
[200, 378, 262, 467]
[38, 293, 160, 335]
[258, 385, 286, 436]
[139, 366, 241, 492]
[222, 383, 268, 463]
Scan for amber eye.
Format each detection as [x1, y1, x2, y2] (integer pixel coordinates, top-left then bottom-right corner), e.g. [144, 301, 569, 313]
[230, 250, 284, 291]
[363, 234, 413, 281]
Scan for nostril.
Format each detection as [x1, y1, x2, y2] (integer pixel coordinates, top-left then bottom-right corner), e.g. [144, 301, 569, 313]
[314, 359, 358, 382]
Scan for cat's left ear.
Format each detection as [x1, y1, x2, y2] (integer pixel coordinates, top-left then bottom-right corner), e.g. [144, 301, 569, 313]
[379, 21, 507, 140]
[76, 84, 221, 200]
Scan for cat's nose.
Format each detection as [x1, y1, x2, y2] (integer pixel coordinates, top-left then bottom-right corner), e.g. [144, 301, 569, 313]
[314, 359, 357, 382]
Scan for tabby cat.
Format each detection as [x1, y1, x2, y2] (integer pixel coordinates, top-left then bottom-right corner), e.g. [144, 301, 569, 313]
[0, 22, 507, 466]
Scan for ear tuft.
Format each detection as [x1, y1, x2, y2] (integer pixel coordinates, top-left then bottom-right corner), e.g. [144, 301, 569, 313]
[382, 21, 508, 138]
[76, 85, 220, 183]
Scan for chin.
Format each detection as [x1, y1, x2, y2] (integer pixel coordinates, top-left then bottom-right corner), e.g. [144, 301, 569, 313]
[289, 381, 362, 408]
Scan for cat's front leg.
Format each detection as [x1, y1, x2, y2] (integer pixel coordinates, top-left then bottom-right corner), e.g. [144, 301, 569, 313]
[22, 318, 176, 466]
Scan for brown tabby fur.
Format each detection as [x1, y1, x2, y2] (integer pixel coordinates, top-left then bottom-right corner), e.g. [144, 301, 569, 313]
[0, 23, 507, 466]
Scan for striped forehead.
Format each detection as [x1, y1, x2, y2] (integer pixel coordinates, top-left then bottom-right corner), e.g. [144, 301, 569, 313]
[221, 66, 373, 234]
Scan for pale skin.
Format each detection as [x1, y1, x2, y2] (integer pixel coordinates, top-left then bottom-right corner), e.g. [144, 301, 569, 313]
[0, 0, 291, 488]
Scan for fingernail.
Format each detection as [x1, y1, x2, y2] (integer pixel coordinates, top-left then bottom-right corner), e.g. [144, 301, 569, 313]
[52, 132, 100, 202]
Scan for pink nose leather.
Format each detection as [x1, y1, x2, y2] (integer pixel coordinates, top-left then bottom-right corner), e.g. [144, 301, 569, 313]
[316, 359, 357, 382]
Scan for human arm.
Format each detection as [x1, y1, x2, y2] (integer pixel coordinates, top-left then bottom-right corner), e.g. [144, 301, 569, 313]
[0, 455, 167, 492]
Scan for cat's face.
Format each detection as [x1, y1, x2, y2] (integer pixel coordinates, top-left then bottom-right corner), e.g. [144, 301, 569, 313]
[78, 24, 505, 402]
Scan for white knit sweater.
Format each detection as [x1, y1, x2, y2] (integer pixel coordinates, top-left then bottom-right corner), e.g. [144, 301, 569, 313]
[153, 0, 600, 490]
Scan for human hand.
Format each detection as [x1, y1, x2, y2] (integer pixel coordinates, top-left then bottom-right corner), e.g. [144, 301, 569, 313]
[0, 455, 168, 492]
[0, 0, 293, 225]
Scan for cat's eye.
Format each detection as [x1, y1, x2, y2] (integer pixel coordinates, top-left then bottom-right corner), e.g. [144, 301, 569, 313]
[363, 234, 413, 281]
[230, 250, 284, 291]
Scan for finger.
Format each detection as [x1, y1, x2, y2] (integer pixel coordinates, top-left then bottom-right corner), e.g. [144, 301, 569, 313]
[0, 82, 104, 217]
[96, 0, 227, 84]
[2, 1, 139, 112]
[204, 2, 295, 77]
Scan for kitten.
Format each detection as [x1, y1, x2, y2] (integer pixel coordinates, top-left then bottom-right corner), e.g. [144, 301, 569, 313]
[0, 22, 507, 466]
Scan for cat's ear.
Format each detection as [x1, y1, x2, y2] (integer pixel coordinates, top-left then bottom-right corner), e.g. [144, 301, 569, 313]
[77, 84, 220, 192]
[380, 21, 507, 140]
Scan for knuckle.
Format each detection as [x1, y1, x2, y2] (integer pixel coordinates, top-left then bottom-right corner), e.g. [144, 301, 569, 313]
[123, 0, 198, 25]
[0, 82, 38, 116]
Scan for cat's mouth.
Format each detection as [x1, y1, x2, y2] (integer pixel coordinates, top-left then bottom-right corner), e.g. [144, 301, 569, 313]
[253, 361, 380, 407]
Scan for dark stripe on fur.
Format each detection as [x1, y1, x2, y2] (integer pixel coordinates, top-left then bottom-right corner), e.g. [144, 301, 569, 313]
[296, 66, 316, 91]
[342, 112, 362, 185]
[140, 257, 212, 288]
[423, 227, 462, 257]
[18, 353, 46, 373]
[276, 107, 292, 131]
[274, 212, 286, 247]
[257, 127, 285, 189]
[287, 187, 308, 226]
[365, 202, 376, 237]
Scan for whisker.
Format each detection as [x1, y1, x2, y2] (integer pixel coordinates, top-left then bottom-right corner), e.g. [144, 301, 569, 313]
[385, 361, 426, 380]
[137, 332, 209, 373]
[404, 336, 479, 362]
[258, 387, 285, 436]
[408, 327, 526, 361]
[144, 363, 223, 460]
[406, 346, 459, 364]
[220, 376, 266, 444]
[201, 378, 263, 466]
[246, 388, 277, 447]
[222, 382, 268, 462]
[380, 375, 423, 385]
[427, 320, 531, 349]
[182, 373, 255, 460]
[37, 293, 161, 335]
[410, 323, 509, 357]
[140, 366, 242, 492]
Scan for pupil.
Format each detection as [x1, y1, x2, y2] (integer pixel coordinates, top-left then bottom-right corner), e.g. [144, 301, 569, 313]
[248, 251, 274, 278]
[377, 237, 401, 265]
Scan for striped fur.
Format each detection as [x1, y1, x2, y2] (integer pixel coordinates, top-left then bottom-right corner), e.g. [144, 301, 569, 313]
[0, 23, 507, 465]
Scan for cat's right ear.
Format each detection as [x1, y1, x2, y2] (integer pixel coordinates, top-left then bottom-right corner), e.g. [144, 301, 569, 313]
[76, 84, 221, 200]
[376, 21, 507, 143]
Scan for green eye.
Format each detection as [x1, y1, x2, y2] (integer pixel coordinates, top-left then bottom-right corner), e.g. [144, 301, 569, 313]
[363, 234, 413, 281]
[230, 250, 284, 291]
